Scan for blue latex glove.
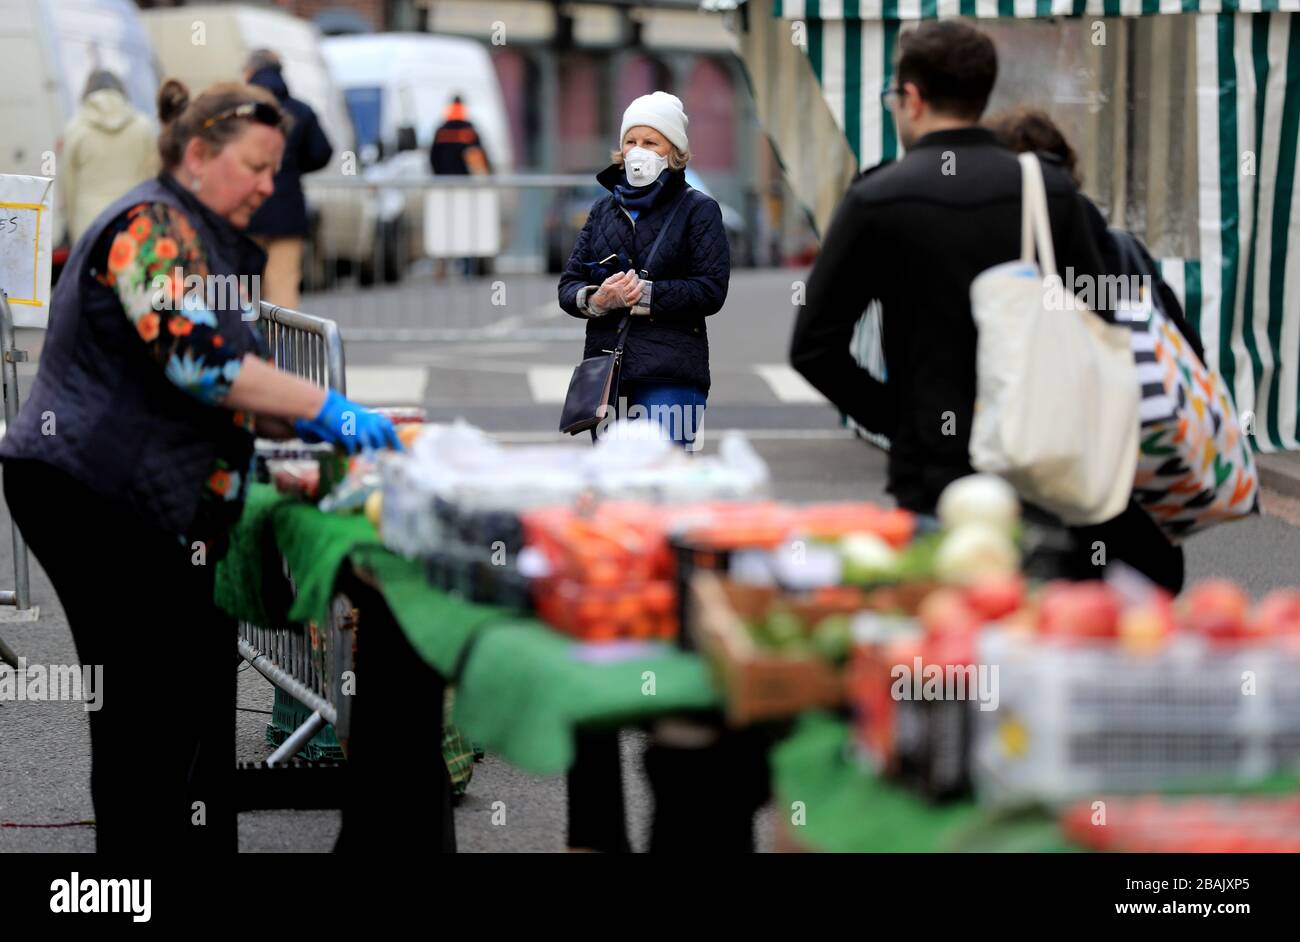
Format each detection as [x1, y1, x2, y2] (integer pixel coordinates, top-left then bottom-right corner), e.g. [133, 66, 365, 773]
[294, 389, 404, 455]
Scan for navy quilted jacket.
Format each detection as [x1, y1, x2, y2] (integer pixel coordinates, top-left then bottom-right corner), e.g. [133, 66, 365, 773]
[558, 165, 730, 391]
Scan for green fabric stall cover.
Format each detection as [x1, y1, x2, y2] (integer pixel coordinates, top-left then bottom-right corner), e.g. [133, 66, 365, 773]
[272, 501, 382, 629]
[214, 482, 381, 630]
[452, 624, 721, 775]
[214, 483, 296, 627]
[218, 490, 723, 776]
[770, 713, 1079, 853]
[348, 546, 507, 677]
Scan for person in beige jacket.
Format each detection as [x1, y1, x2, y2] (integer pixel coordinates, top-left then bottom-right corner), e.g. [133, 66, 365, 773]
[60, 71, 159, 246]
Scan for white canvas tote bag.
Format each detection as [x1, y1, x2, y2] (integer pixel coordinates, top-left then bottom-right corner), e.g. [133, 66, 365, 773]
[968, 153, 1138, 526]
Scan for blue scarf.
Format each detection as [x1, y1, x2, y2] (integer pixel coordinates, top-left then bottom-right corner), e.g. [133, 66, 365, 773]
[612, 170, 669, 218]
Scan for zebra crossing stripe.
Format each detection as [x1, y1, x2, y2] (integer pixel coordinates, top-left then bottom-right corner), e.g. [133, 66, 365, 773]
[755, 364, 829, 403]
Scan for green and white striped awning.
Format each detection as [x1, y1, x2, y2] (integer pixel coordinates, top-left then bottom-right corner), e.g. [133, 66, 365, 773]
[775, 0, 1300, 19]
[755, 1, 1300, 451]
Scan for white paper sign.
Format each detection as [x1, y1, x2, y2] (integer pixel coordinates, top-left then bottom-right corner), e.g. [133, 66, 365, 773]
[0, 175, 55, 328]
[423, 189, 501, 258]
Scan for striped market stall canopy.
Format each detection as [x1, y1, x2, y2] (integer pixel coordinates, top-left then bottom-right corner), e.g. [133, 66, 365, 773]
[775, 0, 1300, 17]
[735, 0, 1300, 451]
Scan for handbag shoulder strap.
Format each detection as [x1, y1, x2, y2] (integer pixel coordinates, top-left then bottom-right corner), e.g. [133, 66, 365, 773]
[1018, 153, 1058, 278]
[611, 187, 696, 351]
[639, 186, 696, 278]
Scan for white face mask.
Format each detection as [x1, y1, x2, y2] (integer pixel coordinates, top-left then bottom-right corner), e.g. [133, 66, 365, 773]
[624, 147, 669, 187]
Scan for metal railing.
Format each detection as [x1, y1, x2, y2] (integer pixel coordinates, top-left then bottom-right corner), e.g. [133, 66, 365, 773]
[298, 173, 597, 342]
[0, 291, 34, 666]
[237, 300, 353, 764]
[257, 301, 348, 396]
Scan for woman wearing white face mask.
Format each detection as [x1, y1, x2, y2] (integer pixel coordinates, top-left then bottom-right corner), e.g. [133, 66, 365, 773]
[558, 91, 731, 451]
[556, 93, 740, 856]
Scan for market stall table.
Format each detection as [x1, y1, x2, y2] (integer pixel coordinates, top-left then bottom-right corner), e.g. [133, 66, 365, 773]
[217, 485, 775, 850]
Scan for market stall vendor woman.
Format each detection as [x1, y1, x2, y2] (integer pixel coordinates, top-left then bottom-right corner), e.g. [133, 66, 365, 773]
[0, 78, 400, 853]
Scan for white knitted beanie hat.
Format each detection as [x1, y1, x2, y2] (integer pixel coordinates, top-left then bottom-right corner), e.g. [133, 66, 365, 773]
[619, 91, 689, 152]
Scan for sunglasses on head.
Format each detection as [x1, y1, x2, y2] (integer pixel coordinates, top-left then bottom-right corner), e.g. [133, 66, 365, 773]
[201, 101, 282, 130]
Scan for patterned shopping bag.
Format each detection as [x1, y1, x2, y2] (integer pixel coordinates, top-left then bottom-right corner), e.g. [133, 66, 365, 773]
[1127, 304, 1258, 541]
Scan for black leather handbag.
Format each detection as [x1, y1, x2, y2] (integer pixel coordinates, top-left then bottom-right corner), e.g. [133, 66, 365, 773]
[559, 188, 694, 435]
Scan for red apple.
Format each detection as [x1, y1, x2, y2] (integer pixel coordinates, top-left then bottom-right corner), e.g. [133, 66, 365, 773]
[1248, 589, 1300, 637]
[922, 630, 977, 668]
[918, 588, 981, 637]
[963, 573, 1026, 622]
[1037, 581, 1121, 639]
[1118, 591, 1175, 653]
[1180, 579, 1250, 641]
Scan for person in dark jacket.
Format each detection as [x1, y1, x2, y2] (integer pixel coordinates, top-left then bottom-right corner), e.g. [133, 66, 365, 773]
[790, 22, 1187, 594]
[558, 91, 730, 451]
[0, 79, 400, 853]
[791, 21, 1110, 512]
[985, 106, 1203, 593]
[555, 92, 733, 855]
[430, 95, 491, 276]
[430, 95, 491, 176]
[243, 49, 333, 310]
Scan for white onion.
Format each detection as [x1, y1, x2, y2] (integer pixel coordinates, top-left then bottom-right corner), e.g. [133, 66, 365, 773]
[937, 474, 1020, 533]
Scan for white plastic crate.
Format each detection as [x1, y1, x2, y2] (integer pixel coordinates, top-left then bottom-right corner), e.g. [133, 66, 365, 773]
[972, 629, 1300, 806]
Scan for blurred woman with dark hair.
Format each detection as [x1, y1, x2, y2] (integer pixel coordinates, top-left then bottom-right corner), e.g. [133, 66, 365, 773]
[986, 106, 1204, 363]
[986, 106, 1203, 594]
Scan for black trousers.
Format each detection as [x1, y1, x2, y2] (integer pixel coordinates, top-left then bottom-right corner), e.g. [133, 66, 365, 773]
[3, 458, 237, 853]
[566, 721, 772, 852]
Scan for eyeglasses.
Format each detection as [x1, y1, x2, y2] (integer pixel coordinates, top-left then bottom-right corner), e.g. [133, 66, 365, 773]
[880, 85, 902, 113]
[201, 101, 282, 131]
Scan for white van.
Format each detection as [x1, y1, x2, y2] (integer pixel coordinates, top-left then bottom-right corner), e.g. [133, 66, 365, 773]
[0, 0, 159, 254]
[321, 32, 512, 172]
[321, 33, 515, 276]
[142, 3, 386, 287]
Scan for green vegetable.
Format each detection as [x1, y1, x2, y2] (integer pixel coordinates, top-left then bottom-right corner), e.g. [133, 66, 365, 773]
[811, 614, 854, 663]
[763, 609, 805, 648]
[839, 533, 899, 585]
[894, 532, 944, 581]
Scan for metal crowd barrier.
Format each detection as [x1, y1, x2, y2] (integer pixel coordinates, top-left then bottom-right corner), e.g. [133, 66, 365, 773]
[257, 301, 348, 396]
[299, 173, 595, 342]
[0, 290, 34, 667]
[237, 300, 352, 764]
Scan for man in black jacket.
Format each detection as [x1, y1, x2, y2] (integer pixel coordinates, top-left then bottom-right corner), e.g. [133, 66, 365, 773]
[790, 20, 1110, 515]
[244, 49, 333, 309]
[791, 21, 1189, 593]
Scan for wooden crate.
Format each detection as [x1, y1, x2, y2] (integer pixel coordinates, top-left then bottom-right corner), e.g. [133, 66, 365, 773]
[689, 571, 846, 725]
